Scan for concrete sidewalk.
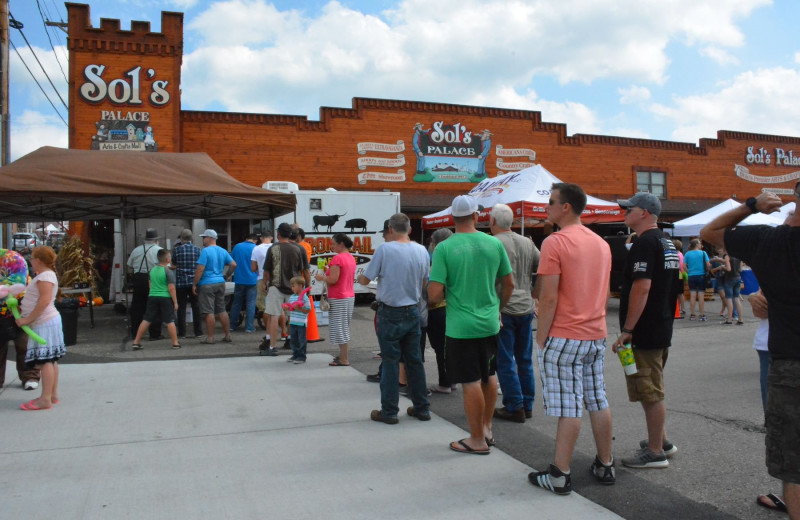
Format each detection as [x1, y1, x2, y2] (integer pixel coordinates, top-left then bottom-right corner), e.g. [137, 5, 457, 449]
[1, 355, 620, 520]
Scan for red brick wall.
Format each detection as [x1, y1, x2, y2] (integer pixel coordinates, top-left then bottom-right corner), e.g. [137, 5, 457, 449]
[68, 4, 800, 215]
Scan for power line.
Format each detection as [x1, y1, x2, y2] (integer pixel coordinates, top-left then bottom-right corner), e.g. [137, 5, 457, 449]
[9, 39, 67, 126]
[9, 11, 68, 111]
[35, 0, 68, 83]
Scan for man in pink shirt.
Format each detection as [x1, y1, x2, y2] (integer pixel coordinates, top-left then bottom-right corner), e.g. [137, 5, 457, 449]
[529, 183, 615, 495]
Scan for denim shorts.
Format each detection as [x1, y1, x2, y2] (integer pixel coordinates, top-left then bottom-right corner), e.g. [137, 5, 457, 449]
[687, 275, 706, 292]
[723, 278, 741, 299]
[765, 359, 800, 484]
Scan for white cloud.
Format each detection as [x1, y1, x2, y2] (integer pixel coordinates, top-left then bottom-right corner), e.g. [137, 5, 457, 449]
[11, 110, 68, 161]
[181, 0, 770, 119]
[619, 85, 651, 105]
[650, 67, 800, 142]
[10, 44, 69, 111]
[699, 46, 739, 66]
[469, 87, 602, 136]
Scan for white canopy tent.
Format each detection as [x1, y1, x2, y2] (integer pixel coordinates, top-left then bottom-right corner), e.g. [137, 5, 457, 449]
[421, 165, 624, 230]
[672, 199, 786, 237]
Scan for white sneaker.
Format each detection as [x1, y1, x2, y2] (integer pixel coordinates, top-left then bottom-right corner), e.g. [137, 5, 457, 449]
[23, 380, 39, 390]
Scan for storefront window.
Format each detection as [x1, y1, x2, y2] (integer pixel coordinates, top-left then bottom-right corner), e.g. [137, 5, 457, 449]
[637, 171, 666, 198]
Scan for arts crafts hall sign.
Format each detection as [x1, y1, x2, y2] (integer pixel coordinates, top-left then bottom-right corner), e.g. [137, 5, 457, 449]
[79, 64, 171, 152]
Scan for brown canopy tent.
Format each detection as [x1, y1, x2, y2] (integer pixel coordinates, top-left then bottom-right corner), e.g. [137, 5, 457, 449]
[0, 146, 295, 222]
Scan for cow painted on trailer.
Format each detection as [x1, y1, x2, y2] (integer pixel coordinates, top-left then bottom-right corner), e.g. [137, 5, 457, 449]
[312, 212, 347, 232]
[345, 219, 367, 233]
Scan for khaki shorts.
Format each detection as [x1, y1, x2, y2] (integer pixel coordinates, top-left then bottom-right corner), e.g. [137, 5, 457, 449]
[625, 347, 669, 403]
[197, 283, 226, 316]
[765, 359, 800, 484]
[265, 286, 292, 316]
[256, 280, 267, 313]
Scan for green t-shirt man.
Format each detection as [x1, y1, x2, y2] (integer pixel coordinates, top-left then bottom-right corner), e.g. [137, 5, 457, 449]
[430, 231, 512, 338]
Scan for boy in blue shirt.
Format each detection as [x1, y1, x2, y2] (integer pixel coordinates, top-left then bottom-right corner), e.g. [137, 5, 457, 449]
[285, 277, 311, 364]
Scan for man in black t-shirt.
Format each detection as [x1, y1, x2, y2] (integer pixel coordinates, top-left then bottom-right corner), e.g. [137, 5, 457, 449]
[614, 192, 680, 469]
[701, 188, 799, 518]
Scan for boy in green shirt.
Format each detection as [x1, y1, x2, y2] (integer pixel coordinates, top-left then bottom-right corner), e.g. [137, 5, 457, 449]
[131, 249, 181, 350]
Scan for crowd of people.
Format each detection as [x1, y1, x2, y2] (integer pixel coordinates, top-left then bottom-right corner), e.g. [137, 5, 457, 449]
[2, 183, 797, 518]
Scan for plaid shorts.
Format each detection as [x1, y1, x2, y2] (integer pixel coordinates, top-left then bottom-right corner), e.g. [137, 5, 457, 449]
[537, 337, 609, 418]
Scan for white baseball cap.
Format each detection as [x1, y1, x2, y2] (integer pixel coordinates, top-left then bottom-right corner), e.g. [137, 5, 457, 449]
[451, 195, 484, 217]
[199, 229, 218, 239]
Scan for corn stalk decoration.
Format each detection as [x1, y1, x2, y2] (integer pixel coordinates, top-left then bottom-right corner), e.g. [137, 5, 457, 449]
[55, 235, 98, 300]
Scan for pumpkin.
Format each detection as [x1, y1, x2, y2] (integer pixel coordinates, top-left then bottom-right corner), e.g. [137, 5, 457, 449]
[93, 296, 104, 306]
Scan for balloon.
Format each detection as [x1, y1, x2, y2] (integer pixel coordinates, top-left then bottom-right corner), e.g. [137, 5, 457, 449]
[280, 286, 312, 311]
[5, 296, 47, 345]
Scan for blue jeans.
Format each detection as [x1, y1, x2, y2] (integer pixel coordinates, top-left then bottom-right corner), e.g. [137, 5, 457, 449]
[290, 324, 307, 361]
[230, 284, 257, 332]
[497, 312, 536, 412]
[376, 304, 429, 418]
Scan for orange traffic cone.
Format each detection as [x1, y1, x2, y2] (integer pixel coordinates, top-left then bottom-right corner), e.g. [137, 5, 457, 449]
[306, 294, 324, 343]
[674, 299, 682, 319]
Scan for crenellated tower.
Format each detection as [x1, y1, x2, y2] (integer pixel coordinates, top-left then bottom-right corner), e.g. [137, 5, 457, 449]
[66, 3, 183, 152]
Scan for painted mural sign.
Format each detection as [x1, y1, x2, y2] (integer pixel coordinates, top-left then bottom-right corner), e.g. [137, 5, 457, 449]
[355, 128, 538, 184]
[91, 114, 158, 151]
[79, 64, 169, 152]
[412, 122, 491, 183]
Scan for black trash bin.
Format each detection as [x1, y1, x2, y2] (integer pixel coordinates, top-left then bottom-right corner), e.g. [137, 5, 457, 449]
[55, 298, 79, 346]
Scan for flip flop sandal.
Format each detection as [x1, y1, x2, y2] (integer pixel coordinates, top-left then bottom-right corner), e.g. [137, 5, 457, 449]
[200, 337, 215, 344]
[172, 344, 182, 349]
[449, 439, 490, 455]
[756, 493, 788, 513]
[222, 335, 233, 343]
[329, 359, 350, 366]
[131, 344, 143, 350]
[20, 400, 50, 411]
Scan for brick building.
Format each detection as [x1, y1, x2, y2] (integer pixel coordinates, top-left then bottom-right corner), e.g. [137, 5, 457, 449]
[67, 3, 800, 239]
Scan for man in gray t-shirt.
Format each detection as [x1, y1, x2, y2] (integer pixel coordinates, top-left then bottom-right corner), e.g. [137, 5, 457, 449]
[490, 204, 540, 423]
[358, 214, 430, 424]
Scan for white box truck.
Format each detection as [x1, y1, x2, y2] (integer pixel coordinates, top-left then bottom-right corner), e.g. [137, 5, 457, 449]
[268, 182, 401, 296]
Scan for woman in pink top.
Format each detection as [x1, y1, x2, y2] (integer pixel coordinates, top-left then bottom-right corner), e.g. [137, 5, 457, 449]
[315, 233, 356, 366]
[16, 246, 65, 410]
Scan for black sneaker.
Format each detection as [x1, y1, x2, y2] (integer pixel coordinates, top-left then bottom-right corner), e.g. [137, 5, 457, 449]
[259, 347, 279, 357]
[621, 447, 669, 469]
[590, 455, 616, 485]
[366, 373, 380, 383]
[525, 409, 533, 419]
[638, 439, 678, 457]
[529, 464, 572, 495]
[258, 337, 271, 350]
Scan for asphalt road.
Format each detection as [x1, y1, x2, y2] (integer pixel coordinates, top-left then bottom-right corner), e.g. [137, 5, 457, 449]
[34, 296, 781, 520]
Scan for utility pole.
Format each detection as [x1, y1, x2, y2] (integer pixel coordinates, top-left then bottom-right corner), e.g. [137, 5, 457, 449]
[1, 0, 10, 247]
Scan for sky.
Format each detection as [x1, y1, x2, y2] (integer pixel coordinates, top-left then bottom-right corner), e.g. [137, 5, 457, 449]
[7, 0, 800, 161]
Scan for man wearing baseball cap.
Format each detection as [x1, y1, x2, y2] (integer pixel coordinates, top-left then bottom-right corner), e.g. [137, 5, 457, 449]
[193, 229, 236, 344]
[428, 195, 514, 454]
[613, 192, 681, 469]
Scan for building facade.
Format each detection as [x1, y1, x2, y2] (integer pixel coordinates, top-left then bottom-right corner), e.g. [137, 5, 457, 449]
[67, 3, 800, 227]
